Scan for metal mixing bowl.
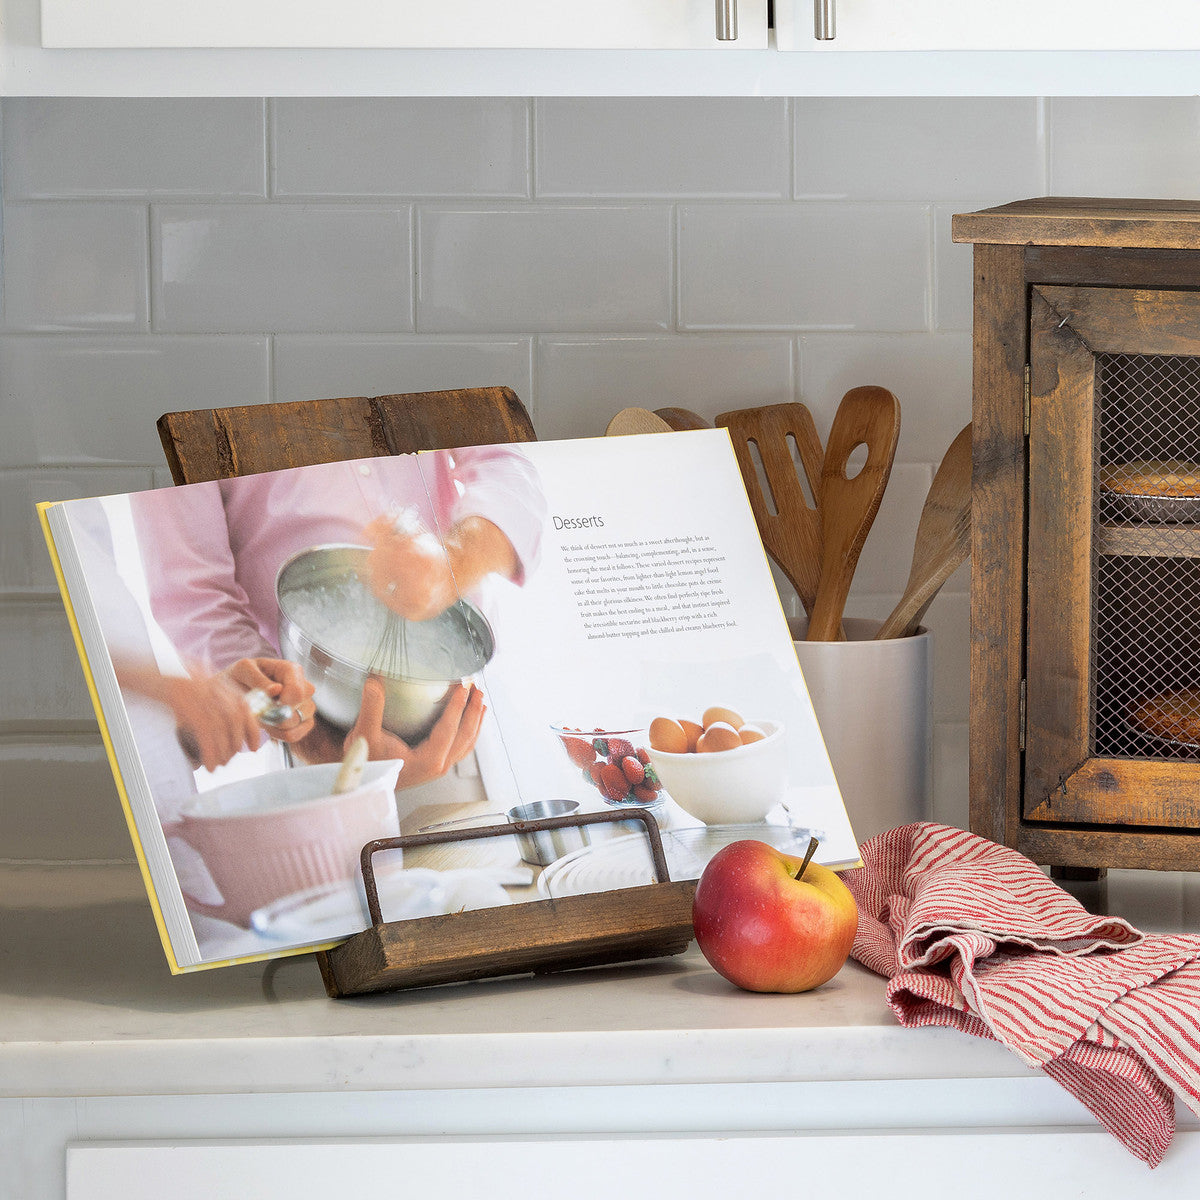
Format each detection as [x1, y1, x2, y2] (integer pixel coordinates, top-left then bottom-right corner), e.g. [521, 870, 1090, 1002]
[275, 544, 494, 744]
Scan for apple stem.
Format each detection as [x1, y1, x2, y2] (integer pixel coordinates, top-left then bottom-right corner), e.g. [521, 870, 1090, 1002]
[794, 836, 820, 881]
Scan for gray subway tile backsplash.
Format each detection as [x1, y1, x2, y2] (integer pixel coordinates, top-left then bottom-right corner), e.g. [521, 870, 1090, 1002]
[2, 202, 150, 331]
[272, 98, 531, 198]
[793, 97, 1044, 201]
[535, 334, 794, 440]
[0, 334, 270, 467]
[3, 98, 268, 200]
[535, 97, 790, 198]
[678, 202, 931, 331]
[416, 204, 674, 332]
[154, 204, 414, 333]
[271, 335, 534, 408]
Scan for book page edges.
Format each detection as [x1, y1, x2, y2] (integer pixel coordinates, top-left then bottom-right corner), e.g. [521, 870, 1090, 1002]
[37, 501, 189, 975]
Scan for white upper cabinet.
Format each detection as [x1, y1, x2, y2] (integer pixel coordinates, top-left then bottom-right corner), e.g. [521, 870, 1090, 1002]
[39, 0, 769, 49]
[16, 0, 1200, 94]
[777, 0, 1200, 51]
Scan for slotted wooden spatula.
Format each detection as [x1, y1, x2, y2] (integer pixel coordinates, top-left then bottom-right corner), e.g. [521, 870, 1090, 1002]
[875, 422, 972, 640]
[806, 385, 902, 641]
[715, 403, 825, 615]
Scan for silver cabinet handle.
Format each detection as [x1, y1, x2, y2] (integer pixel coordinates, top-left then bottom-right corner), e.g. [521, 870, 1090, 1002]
[815, 0, 836, 39]
[716, 0, 738, 40]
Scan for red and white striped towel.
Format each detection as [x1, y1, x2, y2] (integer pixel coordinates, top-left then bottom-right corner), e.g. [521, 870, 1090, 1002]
[844, 822, 1200, 1166]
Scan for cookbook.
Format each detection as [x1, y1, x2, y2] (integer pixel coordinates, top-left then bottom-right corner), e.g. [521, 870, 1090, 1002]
[40, 428, 858, 972]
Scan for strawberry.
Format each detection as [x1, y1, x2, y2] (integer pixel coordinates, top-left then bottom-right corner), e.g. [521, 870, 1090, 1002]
[588, 761, 605, 786]
[606, 737, 635, 761]
[632, 783, 660, 802]
[561, 735, 597, 769]
[599, 762, 631, 802]
[636, 747, 650, 765]
[620, 755, 645, 785]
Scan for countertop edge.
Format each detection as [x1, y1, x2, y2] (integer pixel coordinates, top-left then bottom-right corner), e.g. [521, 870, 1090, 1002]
[0, 1022, 1035, 1099]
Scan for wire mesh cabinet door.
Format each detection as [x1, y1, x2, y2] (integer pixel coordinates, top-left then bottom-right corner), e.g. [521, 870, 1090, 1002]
[1025, 284, 1200, 830]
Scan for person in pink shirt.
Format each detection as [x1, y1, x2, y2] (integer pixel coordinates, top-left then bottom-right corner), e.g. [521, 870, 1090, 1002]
[130, 446, 545, 790]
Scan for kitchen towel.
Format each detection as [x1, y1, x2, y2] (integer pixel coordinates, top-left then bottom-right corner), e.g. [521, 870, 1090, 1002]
[844, 822, 1200, 1166]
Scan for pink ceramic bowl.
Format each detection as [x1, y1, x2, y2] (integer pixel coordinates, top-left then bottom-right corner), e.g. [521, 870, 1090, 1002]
[162, 759, 402, 929]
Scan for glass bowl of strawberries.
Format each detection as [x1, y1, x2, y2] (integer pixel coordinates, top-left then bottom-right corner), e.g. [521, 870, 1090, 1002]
[550, 725, 668, 810]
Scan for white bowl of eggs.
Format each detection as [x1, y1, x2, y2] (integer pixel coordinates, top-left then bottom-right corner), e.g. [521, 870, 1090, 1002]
[645, 707, 787, 825]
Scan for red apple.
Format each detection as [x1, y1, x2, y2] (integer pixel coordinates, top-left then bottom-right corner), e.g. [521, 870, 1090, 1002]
[692, 839, 858, 993]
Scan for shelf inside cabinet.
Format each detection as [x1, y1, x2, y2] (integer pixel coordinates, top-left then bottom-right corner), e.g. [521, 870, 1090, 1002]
[1097, 525, 1200, 558]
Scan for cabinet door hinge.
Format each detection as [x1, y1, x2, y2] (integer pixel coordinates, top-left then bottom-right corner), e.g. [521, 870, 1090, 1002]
[1023, 364, 1031, 437]
[1018, 677, 1027, 752]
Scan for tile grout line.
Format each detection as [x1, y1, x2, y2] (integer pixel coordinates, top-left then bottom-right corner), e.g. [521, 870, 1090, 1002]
[262, 97, 274, 200]
[409, 201, 420, 335]
[1038, 96, 1052, 194]
[144, 197, 156, 334]
[527, 97, 537, 201]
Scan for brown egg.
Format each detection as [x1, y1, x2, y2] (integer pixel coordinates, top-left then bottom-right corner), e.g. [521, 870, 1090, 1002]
[738, 723, 767, 746]
[702, 706, 744, 731]
[697, 721, 743, 753]
[678, 718, 704, 753]
[649, 716, 689, 754]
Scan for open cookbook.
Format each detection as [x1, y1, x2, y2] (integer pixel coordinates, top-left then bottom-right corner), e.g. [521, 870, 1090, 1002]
[39, 428, 858, 972]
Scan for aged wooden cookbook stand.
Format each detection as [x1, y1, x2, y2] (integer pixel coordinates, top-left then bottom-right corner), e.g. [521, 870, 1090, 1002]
[157, 387, 696, 995]
[955, 198, 1200, 875]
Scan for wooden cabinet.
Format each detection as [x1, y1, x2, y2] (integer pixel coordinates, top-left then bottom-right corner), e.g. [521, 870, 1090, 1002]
[955, 198, 1200, 873]
[38, 0, 769, 49]
[776, 0, 1200, 50]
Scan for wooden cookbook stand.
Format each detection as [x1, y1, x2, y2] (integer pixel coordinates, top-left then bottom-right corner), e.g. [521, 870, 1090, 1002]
[156, 387, 696, 996]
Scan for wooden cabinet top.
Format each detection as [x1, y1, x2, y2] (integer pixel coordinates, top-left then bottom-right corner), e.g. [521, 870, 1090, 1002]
[953, 197, 1200, 251]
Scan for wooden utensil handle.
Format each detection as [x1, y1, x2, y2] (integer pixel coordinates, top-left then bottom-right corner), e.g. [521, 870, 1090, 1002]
[807, 386, 901, 641]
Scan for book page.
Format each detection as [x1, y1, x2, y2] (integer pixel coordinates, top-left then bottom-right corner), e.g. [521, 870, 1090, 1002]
[44, 430, 855, 970]
[415, 429, 857, 893]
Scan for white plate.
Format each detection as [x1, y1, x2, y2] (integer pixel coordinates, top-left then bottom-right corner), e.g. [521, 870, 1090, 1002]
[250, 864, 532, 942]
[535, 823, 822, 899]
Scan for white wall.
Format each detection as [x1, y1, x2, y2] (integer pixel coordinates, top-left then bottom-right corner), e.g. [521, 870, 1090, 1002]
[2, 95, 1194, 863]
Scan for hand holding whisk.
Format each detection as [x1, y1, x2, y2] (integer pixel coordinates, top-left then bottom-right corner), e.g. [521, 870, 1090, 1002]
[365, 506, 424, 680]
[364, 506, 459, 624]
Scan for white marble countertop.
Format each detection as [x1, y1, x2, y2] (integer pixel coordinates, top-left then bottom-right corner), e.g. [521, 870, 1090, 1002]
[4, 860, 1198, 1102]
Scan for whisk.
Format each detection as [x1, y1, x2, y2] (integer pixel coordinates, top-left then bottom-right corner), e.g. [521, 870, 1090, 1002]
[366, 504, 422, 680]
[368, 605, 409, 680]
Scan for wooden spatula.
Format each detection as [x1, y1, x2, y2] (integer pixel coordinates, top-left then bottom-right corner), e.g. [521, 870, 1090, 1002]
[875, 422, 972, 640]
[807, 386, 902, 641]
[605, 407, 673, 436]
[715, 403, 825, 615]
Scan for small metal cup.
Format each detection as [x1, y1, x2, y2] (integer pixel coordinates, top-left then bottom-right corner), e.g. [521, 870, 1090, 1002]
[506, 799, 589, 867]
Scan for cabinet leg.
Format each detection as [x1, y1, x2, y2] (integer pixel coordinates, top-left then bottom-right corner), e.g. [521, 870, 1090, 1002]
[1050, 865, 1106, 883]
[1050, 865, 1108, 913]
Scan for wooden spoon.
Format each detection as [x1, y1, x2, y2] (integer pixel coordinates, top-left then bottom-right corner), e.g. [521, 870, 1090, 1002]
[806, 386, 901, 641]
[875, 422, 972, 640]
[655, 407, 710, 430]
[332, 736, 370, 794]
[714, 403, 825, 615]
[605, 407, 673, 436]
